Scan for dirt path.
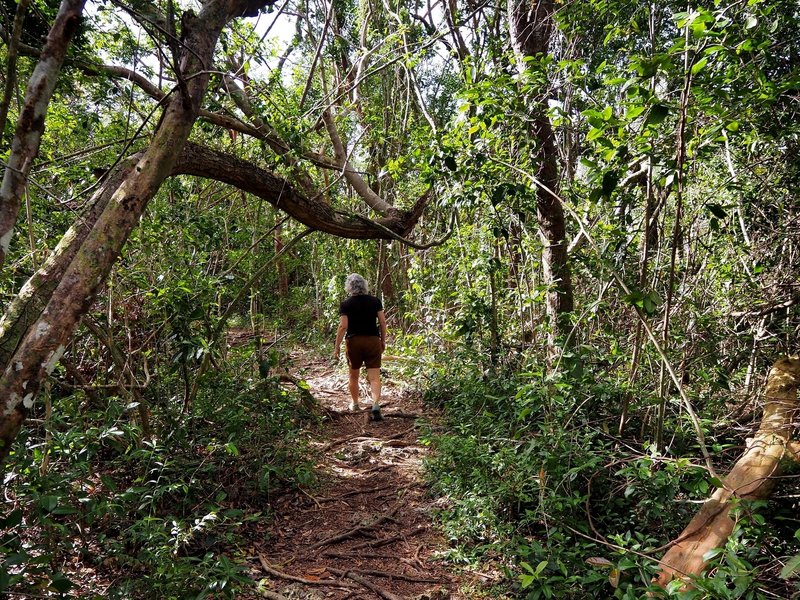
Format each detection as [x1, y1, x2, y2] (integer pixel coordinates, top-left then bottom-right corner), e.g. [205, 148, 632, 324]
[251, 356, 463, 600]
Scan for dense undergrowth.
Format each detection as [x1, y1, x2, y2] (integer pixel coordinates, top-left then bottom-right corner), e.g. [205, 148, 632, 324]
[1, 349, 317, 599]
[415, 346, 800, 599]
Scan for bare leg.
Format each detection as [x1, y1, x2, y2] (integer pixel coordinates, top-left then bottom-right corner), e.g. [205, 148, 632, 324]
[366, 367, 381, 408]
[348, 368, 361, 410]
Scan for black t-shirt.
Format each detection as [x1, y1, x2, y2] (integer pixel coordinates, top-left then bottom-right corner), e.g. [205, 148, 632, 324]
[339, 294, 383, 338]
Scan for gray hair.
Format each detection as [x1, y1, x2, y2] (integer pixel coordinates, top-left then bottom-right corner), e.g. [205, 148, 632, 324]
[345, 273, 369, 296]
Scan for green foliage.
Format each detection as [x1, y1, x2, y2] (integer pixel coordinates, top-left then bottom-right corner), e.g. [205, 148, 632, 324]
[3, 359, 316, 598]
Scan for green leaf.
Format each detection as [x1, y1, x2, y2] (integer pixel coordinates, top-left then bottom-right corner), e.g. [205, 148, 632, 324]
[0, 509, 23, 528]
[39, 495, 59, 512]
[587, 127, 605, 142]
[691, 56, 708, 75]
[707, 204, 727, 219]
[625, 105, 646, 120]
[708, 476, 724, 488]
[645, 104, 669, 126]
[702, 547, 723, 562]
[745, 16, 757, 29]
[781, 555, 800, 579]
[49, 573, 74, 594]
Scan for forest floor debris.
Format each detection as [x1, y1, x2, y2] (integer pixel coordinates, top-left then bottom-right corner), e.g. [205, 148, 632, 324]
[250, 355, 464, 600]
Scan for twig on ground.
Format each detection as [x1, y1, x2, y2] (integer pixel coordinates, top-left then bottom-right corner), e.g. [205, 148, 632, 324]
[318, 483, 396, 503]
[261, 592, 291, 600]
[306, 505, 400, 550]
[258, 555, 357, 589]
[384, 411, 419, 419]
[349, 525, 428, 550]
[350, 568, 444, 583]
[327, 567, 405, 600]
[321, 433, 364, 451]
[387, 425, 416, 440]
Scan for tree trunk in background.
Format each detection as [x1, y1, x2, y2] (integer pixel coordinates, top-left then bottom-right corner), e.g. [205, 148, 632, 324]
[0, 156, 139, 373]
[655, 356, 800, 589]
[275, 221, 288, 297]
[508, 0, 574, 358]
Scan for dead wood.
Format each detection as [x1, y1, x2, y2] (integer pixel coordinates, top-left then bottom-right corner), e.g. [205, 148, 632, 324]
[349, 525, 429, 550]
[387, 426, 417, 440]
[318, 483, 396, 503]
[306, 505, 400, 551]
[258, 555, 357, 589]
[384, 411, 420, 419]
[261, 592, 290, 600]
[348, 568, 443, 583]
[325, 552, 429, 572]
[327, 567, 405, 600]
[321, 433, 365, 452]
[655, 356, 800, 589]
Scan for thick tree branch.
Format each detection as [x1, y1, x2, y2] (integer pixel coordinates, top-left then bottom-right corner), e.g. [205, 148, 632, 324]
[0, 0, 275, 465]
[321, 109, 398, 216]
[174, 142, 422, 238]
[655, 356, 800, 589]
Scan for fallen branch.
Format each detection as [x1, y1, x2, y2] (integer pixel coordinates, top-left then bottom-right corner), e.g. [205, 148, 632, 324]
[307, 506, 400, 550]
[384, 411, 420, 420]
[324, 552, 430, 572]
[321, 433, 364, 452]
[318, 483, 396, 503]
[327, 567, 405, 600]
[387, 426, 417, 440]
[258, 555, 356, 589]
[261, 592, 290, 600]
[349, 525, 428, 550]
[655, 356, 800, 589]
[349, 568, 443, 584]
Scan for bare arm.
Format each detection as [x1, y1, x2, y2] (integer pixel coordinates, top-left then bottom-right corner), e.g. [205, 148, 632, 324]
[377, 310, 387, 352]
[334, 315, 348, 359]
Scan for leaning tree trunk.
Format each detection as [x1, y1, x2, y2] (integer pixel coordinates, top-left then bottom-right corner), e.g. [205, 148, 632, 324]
[0, 0, 86, 267]
[655, 356, 800, 588]
[0, 0, 273, 464]
[508, 0, 574, 358]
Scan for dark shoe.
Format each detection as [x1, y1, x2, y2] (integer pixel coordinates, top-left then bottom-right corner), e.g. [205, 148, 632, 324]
[370, 406, 383, 421]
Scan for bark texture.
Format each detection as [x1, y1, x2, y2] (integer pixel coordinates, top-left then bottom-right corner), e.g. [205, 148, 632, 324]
[174, 142, 422, 238]
[0, 0, 87, 267]
[655, 356, 800, 588]
[508, 0, 574, 354]
[0, 0, 274, 463]
[0, 157, 138, 373]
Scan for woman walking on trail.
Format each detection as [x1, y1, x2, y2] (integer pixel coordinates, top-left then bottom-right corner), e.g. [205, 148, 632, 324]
[333, 273, 387, 420]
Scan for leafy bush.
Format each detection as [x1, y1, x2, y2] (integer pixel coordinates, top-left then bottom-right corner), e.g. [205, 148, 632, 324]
[2, 363, 317, 599]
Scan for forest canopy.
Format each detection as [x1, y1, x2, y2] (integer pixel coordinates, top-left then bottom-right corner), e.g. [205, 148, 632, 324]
[1, 0, 799, 597]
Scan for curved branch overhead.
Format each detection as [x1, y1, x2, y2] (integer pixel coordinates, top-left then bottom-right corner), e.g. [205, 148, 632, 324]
[173, 142, 426, 239]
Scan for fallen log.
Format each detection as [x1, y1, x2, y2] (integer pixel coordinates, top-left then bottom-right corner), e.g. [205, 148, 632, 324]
[655, 356, 800, 588]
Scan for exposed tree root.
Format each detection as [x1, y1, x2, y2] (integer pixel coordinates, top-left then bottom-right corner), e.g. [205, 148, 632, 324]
[327, 567, 405, 600]
[349, 525, 429, 550]
[307, 505, 401, 551]
[258, 556, 357, 589]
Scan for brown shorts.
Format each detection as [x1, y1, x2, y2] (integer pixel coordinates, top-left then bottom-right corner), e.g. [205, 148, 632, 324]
[345, 336, 382, 369]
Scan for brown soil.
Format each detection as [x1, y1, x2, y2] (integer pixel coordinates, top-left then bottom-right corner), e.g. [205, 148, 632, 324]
[250, 356, 465, 600]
